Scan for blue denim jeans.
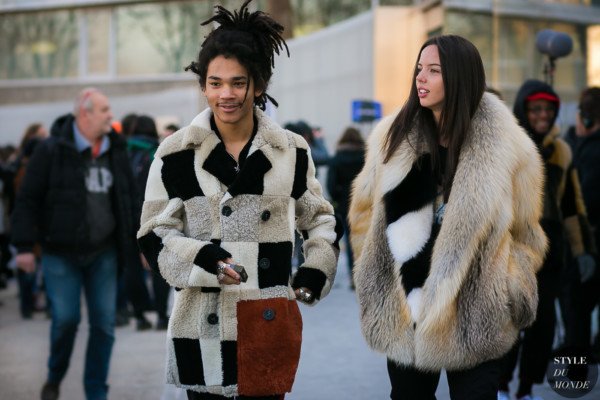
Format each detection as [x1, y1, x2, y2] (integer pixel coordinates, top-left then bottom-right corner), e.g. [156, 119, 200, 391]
[42, 248, 117, 400]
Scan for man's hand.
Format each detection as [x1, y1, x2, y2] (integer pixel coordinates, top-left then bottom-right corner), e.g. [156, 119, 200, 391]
[294, 287, 314, 304]
[140, 253, 151, 271]
[16, 252, 36, 274]
[216, 258, 241, 285]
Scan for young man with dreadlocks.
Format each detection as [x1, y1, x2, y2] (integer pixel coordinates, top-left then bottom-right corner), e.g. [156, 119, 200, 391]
[137, 1, 340, 399]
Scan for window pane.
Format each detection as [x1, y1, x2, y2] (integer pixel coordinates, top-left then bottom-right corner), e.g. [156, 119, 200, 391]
[116, 1, 212, 76]
[590, 25, 600, 85]
[445, 12, 493, 77]
[445, 11, 585, 100]
[86, 8, 111, 76]
[0, 10, 78, 79]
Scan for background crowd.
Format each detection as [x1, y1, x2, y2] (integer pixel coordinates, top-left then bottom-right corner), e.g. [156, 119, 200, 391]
[0, 81, 598, 399]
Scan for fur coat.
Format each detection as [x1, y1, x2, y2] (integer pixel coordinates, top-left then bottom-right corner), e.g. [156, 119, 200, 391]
[137, 107, 339, 396]
[349, 93, 547, 371]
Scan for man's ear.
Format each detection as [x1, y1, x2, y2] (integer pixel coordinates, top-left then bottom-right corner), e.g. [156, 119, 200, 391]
[253, 78, 265, 99]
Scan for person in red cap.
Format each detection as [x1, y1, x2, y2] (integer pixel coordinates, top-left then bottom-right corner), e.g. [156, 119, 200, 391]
[497, 80, 597, 400]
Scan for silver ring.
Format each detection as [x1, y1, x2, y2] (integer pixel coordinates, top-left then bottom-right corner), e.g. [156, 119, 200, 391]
[217, 263, 227, 275]
[298, 288, 312, 301]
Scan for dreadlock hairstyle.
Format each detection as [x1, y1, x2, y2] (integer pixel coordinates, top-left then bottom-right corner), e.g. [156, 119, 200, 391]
[185, 0, 289, 110]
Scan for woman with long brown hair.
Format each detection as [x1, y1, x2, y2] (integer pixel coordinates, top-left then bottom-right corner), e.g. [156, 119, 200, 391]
[349, 35, 547, 399]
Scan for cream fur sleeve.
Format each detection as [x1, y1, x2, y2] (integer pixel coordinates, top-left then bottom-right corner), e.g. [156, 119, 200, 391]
[137, 157, 223, 289]
[507, 133, 548, 328]
[511, 137, 548, 273]
[294, 141, 340, 302]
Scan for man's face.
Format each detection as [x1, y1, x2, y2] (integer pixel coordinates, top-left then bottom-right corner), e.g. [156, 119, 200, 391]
[575, 109, 598, 138]
[203, 55, 262, 130]
[81, 92, 113, 141]
[526, 99, 556, 136]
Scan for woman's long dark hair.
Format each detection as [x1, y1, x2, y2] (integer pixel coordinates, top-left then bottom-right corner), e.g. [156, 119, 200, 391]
[383, 35, 486, 199]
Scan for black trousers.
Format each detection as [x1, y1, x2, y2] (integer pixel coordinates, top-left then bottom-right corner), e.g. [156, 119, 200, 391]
[500, 268, 557, 385]
[560, 261, 600, 350]
[387, 358, 502, 400]
[124, 257, 171, 319]
[186, 391, 282, 400]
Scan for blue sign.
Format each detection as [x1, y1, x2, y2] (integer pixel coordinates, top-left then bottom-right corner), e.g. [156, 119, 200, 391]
[352, 100, 382, 123]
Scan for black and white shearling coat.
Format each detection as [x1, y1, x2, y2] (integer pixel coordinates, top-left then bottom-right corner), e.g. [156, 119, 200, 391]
[137, 107, 339, 397]
[349, 93, 547, 371]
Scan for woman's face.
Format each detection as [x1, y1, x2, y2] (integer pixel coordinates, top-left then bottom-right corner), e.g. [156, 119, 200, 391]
[36, 126, 48, 138]
[416, 45, 445, 123]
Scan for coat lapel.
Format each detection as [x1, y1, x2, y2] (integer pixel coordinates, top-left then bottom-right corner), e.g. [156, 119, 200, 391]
[192, 108, 285, 200]
[421, 93, 513, 331]
[377, 93, 516, 330]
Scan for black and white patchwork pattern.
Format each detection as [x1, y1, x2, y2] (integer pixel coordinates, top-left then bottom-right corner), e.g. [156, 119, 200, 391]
[137, 107, 339, 396]
[383, 154, 438, 321]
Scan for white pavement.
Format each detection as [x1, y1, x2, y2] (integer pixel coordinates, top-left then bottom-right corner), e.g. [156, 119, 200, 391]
[1, 249, 598, 399]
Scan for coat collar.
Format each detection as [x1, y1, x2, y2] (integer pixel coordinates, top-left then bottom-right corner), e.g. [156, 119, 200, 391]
[376, 93, 536, 330]
[182, 107, 289, 151]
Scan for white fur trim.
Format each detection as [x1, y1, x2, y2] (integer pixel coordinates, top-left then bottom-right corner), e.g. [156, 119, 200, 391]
[188, 264, 218, 287]
[406, 288, 423, 322]
[307, 215, 338, 243]
[386, 204, 433, 265]
[200, 338, 223, 386]
[220, 192, 232, 206]
[288, 200, 296, 239]
[144, 157, 167, 201]
[155, 198, 184, 225]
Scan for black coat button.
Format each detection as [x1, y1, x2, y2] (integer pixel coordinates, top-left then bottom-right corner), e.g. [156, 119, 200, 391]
[258, 258, 270, 270]
[222, 206, 232, 216]
[263, 308, 275, 321]
[207, 313, 219, 325]
[261, 210, 271, 221]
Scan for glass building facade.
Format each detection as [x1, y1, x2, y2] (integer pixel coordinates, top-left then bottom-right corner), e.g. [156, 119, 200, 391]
[0, 1, 215, 79]
[0, 0, 597, 86]
[0, 0, 598, 145]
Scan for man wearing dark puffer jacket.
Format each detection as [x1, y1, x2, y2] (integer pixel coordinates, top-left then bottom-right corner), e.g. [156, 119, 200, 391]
[11, 87, 139, 400]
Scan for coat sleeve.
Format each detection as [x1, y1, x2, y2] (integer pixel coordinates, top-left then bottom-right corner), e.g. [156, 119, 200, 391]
[507, 138, 548, 328]
[10, 140, 51, 253]
[137, 156, 231, 289]
[561, 167, 597, 256]
[348, 117, 390, 260]
[291, 142, 341, 303]
[576, 146, 600, 248]
[578, 157, 600, 225]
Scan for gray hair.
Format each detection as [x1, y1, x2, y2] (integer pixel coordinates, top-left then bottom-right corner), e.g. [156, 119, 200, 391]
[73, 87, 101, 117]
